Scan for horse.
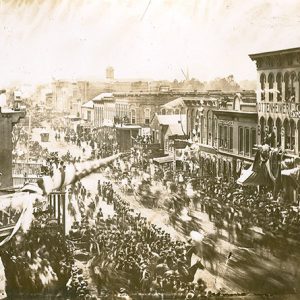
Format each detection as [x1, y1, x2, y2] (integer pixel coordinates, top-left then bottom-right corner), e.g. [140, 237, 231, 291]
[177, 260, 205, 282]
[199, 237, 220, 272]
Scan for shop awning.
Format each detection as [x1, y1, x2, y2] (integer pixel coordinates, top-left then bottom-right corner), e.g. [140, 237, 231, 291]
[153, 155, 174, 164]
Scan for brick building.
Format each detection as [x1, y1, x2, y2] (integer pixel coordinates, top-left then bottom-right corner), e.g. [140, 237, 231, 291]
[159, 91, 257, 177]
[249, 47, 300, 156]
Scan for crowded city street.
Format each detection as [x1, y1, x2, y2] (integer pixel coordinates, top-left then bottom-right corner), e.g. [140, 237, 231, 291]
[1, 110, 299, 299]
[2, 1, 300, 299]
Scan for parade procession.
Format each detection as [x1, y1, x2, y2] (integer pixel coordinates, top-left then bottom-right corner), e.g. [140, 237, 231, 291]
[1, 1, 300, 299]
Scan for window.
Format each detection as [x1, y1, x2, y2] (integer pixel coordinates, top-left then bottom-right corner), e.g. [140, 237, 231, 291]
[87, 110, 91, 122]
[161, 108, 166, 115]
[268, 73, 274, 101]
[260, 73, 266, 101]
[239, 127, 244, 153]
[224, 126, 228, 148]
[251, 129, 256, 156]
[245, 128, 250, 155]
[229, 127, 233, 150]
[219, 125, 223, 147]
[144, 108, 150, 125]
[175, 108, 180, 114]
[131, 109, 136, 124]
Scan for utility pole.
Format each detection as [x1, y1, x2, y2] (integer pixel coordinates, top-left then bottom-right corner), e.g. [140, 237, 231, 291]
[25, 113, 32, 181]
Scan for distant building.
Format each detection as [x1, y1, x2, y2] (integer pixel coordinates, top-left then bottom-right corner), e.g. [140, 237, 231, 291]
[151, 114, 187, 154]
[106, 66, 114, 81]
[114, 92, 179, 127]
[81, 100, 94, 124]
[45, 92, 53, 110]
[93, 93, 115, 127]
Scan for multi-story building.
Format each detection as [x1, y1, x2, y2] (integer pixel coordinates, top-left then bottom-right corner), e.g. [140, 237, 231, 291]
[81, 100, 94, 124]
[249, 47, 300, 155]
[159, 91, 257, 177]
[93, 93, 115, 127]
[113, 92, 182, 126]
[213, 92, 257, 177]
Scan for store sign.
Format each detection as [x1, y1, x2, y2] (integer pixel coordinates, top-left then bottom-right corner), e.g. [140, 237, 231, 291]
[260, 102, 300, 115]
[218, 120, 234, 126]
[289, 111, 300, 118]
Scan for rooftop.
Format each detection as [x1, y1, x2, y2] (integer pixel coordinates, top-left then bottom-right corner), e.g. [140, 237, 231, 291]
[166, 123, 186, 136]
[92, 92, 114, 101]
[162, 97, 185, 109]
[81, 100, 94, 109]
[155, 114, 187, 126]
[249, 47, 300, 60]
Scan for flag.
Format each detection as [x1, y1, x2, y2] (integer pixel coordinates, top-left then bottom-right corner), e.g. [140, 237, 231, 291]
[273, 159, 282, 199]
[252, 150, 261, 172]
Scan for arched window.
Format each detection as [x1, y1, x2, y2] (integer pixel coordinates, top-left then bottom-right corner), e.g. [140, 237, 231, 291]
[190, 109, 195, 138]
[290, 119, 296, 150]
[175, 108, 180, 114]
[284, 72, 290, 101]
[260, 73, 266, 101]
[268, 73, 274, 101]
[161, 108, 166, 115]
[144, 108, 150, 125]
[233, 95, 240, 110]
[200, 114, 204, 143]
[283, 119, 290, 149]
[260, 117, 266, 143]
[267, 117, 275, 147]
[291, 72, 296, 102]
[207, 110, 212, 145]
[131, 109, 136, 124]
[276, 73, 282, 102]
[276, 118, 282, 147]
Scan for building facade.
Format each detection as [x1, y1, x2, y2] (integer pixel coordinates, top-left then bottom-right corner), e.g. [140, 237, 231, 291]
[93, 93, 115, 127]
[114, 92, 177, 127]
[159, 91, 257, 178]
[213, 92, 257, 178]
[0, 108, 25, 188]
[249, 47, 300, 155]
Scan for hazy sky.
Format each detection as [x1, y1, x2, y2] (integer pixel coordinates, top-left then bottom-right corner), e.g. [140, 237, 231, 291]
[1, 0, 300, 86]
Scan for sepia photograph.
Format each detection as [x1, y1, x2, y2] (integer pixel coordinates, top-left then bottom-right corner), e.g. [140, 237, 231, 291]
[0, 0, 300, 299]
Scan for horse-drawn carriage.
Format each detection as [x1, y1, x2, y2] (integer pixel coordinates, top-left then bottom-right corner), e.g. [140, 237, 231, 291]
[133, 181, 159, 208]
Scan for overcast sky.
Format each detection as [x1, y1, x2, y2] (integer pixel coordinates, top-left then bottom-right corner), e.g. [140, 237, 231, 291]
[1, 0, 300, 87]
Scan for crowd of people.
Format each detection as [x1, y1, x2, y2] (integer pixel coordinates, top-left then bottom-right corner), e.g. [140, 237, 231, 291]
[195, 178, 300, 256]
[67, 179, 210, 299]
[0, 210, 89, 299]
[6, 114, 300, 298]
[54, 125, 119, 160]
[104, 148, 300, 260]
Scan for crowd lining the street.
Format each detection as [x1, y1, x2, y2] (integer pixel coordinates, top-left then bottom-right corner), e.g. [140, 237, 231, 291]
[5, 116, 300, 298]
